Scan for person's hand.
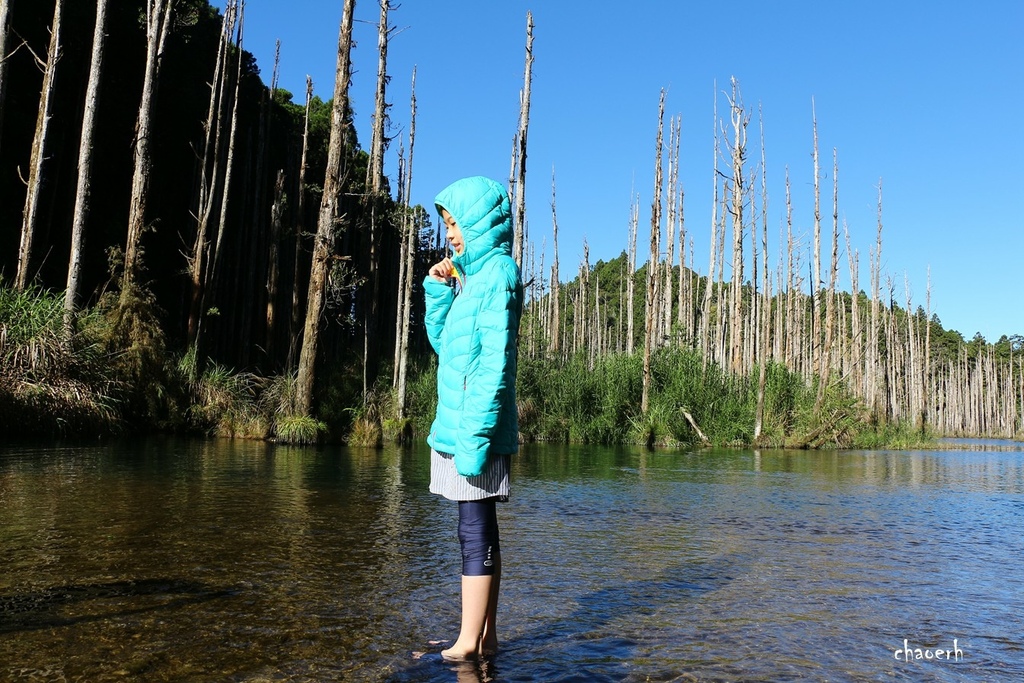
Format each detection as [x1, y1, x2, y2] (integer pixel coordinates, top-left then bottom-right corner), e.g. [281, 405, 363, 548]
[428, 257, 454, 282]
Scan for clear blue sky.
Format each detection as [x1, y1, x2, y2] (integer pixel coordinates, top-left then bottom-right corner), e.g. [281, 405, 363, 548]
[215, 0, 1023, 342]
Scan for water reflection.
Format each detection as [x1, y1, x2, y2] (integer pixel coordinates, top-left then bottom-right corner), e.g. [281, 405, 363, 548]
[1, 437, 1022, 682]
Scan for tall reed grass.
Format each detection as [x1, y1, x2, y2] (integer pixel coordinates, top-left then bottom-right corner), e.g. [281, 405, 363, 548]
[1, 283, 119, 436]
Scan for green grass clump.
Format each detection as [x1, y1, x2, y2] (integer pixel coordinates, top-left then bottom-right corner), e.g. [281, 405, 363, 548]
[0, 282, 121, 437]
[275, 415, 327, 444]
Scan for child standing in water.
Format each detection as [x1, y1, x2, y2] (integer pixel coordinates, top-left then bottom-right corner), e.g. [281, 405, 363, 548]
[423, 176, 523, 661]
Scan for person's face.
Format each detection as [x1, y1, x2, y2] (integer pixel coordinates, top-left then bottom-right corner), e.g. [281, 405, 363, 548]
[442, 209, 464, 255]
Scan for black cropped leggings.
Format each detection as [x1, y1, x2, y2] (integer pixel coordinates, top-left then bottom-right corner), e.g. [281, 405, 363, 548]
[457, 498, 500, 576]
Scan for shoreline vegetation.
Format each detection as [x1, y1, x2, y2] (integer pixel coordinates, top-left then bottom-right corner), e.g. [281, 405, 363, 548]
[2, 1, 1022, 449]
[2, 281, 1021, 450]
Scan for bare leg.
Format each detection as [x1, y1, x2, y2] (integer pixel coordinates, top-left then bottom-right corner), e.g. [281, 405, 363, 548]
[441, 574, 493, 661]
[478, 551, 501, 656]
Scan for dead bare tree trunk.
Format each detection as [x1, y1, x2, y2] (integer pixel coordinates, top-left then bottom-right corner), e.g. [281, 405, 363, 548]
[365, 0, 392, 194]
[363, 0, 395, 397]
[810, 99, 823, 387]
[512, 11, 533, 268]
[579, 242, 590, 359]
[262, 45, 283, 359]
[392, 134, 407, 385]
[642, 90, 665, 414]
[187, 1, 234, 345]
[295, 0, 355, 416]
[122, 0, 175, 294]
[65, 0, 108, 319]
[396, 67, 418, 419]
[726, 78, 747, 374]
[256, 44, 280, 363]
[208, 3, 245, 308]
[287, 75, 314, 372]
[549, 166, 562, 358]
[663, 115, 680, 345]
[267, 168, 285, 357]
[844, 222, 862, 398]
[0, 0, 12, 162]
[626, 192, 638, 355]
[753, 103, 769, 441]
[869, 180, 884, 419]
[905, 274, 918, 428]
[676, 170, 687, 341]
[700, 83, 719, 361]
[816, 147, 839, 409]
[924, 268, 932, 431]
[17, 0, 64, 291]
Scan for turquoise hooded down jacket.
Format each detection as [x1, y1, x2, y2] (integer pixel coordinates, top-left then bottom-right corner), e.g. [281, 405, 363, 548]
[424, 176, 523, 477]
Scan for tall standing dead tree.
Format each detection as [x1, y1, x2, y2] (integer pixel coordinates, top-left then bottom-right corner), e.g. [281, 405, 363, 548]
[122, 0, 175, 295]
[65, 0, 110, 319]
[816, 147, 840, 409]
[626, 191, 638, 355]
[753, 103, 770, 441]
[700, 82, 719, 361]
[0, 0, 14, 163]
[208, 2, 245, 311]
[187, 1, 235, 345]
[810, 99, 823, 382]
[396, 67, 418, 419]
[287, 75, 314, 371]
[16, 0, 64, 291]
[363, 0, 397, 396]
[263, 42, 283, 360]
[642, 90, 666, 413]
[549, 166, 561, 358]
[726, 78, 748, 374]
[295, 0, 356, 416]
[512, 11, 533, 268]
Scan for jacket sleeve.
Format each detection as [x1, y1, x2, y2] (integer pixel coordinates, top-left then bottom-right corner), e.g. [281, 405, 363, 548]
[455, 270, 520, 476]
[423, 276, 454, 355]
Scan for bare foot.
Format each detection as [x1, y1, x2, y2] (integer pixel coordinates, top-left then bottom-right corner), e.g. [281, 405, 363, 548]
[440, 640, 480, 662]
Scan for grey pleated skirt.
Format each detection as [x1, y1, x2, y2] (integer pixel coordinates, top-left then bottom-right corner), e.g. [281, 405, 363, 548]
[429, 448, 510, 502]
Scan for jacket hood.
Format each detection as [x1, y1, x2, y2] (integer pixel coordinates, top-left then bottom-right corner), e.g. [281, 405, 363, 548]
[434, 176, 513, 277]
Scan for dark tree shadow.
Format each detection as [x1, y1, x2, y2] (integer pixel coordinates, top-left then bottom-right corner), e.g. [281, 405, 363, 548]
[0, 578, 238, 634]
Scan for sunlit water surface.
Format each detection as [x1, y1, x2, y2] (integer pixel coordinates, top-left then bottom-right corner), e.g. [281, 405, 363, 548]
[2, 437, 1022, 682]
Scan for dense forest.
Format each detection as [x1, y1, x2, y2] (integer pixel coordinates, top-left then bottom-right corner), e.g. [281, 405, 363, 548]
[2, 0, 1021, 446]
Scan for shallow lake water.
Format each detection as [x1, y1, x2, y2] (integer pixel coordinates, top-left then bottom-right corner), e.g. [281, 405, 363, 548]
[2, 437, 1022, 682]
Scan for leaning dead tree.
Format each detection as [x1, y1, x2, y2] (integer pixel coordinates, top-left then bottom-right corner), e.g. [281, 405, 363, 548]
[295, 0, 356, 416]
[65, 0, 110, 320]
[122, 0, 175, 294]
[511, 10, 534, 268]
[17, 0, 64, 291]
